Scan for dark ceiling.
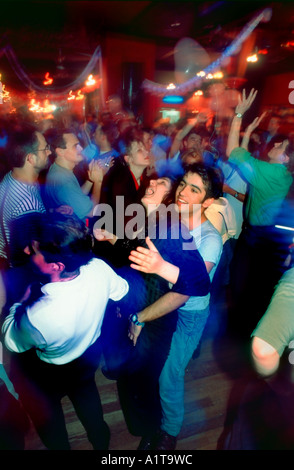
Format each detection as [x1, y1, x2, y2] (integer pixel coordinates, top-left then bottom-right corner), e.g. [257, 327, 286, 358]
[1, 1, 294, 93]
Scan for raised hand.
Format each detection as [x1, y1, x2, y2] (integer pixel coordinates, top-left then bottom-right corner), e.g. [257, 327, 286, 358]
[129, 236, 180, 284]
[235, 88, 258, 116]
[55, 205, 74, 215]
[129, 236, 162, 274]
[88, 159, 104, 183]
[244, 112, 267, 135]
[93, 227, 117, 245]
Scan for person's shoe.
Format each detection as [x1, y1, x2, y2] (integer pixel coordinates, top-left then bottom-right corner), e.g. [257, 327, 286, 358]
[154, 430, 177, 450]
[137, 435, 155, 450]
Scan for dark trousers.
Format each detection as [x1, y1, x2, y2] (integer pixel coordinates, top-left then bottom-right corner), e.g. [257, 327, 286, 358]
[228, 224, 289, 338]
[8, 337, 109, 450]
[115, 314, 178, 437]
[100, 269, 177, 438]
[218, 370, 294, 450]
[0, 379, 29, 450]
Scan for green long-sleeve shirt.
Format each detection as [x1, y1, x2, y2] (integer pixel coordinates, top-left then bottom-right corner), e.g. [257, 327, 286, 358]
[229, 147, 293, 226]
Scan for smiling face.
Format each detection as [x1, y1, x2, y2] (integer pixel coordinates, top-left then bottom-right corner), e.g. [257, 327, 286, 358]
[175, 171, 215, 227]
[141, 177, 172, 207]
[175, 172, 207, 214]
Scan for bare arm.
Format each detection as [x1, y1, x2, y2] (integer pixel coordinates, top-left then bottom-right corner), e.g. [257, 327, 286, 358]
[251, 336, 280, 377]
[222, 183, 246, 203]
[169, 117, 198, 158]
[139, 291, 188, 323]
[128, 237, 215, 345]
[129, 236, 215, 282]
[241, 113, 266, 151]
[226, 89, 258, 157]
[128, 291, 189, 345]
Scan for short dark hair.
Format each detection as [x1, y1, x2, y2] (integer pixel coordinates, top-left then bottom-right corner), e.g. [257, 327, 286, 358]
[8, 125, 39, 168]
[98, 122, 119, 147]
[36, 214, 94, 276]
[44, 128, 72, 160]
[183, 126, 210, 143]
[285, 140, 294, 173]
[183, 163, 224, 200]
[122, 126, 144, 155]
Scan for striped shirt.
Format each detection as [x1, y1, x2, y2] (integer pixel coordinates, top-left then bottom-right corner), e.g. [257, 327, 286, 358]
[0, 171, 46, 261]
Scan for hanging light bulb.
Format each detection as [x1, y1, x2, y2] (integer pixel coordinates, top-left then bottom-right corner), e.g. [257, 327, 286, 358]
[76, 90, 84, 100]
[67, 90, 76, 101]
[85, 74, 96, 87]
[43, 72, 53, 86]
[247, 53, 258, 62]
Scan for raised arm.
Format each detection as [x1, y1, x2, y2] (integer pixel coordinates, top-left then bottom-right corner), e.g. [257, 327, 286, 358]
[226, 88, 258, 157]
[241, 112, 266, 151]
[169, 117, 198, 158]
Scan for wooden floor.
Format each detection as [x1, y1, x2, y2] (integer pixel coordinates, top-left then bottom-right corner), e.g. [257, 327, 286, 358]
[22, 292, 250, 452]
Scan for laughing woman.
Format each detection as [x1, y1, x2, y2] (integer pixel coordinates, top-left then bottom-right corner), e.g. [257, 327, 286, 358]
[92, 171, 210, 449]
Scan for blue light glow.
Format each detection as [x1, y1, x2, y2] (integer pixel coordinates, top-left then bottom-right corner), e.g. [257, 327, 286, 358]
[162, 96, 184, 104]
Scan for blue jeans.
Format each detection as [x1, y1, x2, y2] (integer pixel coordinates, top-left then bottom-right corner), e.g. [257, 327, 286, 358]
[159, 304, 210, 437]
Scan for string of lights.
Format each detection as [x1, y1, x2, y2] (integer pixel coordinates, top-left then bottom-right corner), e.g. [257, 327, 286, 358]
[142, 7, 272, 96]
[0, 44, 102, 97]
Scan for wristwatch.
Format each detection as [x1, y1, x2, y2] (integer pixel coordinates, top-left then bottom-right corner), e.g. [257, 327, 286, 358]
[129, 313, 145, 327]
[234, 191, 239, 198]
[235, 112, 243, 118]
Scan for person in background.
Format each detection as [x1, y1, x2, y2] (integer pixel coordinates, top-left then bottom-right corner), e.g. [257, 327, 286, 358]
[44, 128, 106, 222]
[0, 126, 50, 269]
[259, 114, 284, 161]
[226, 89, 294, 337]
[82, 121, 120, 166]
[218, 264, 294, 450]
[99, 126, 152, 236]
[0, 125, 52, 314]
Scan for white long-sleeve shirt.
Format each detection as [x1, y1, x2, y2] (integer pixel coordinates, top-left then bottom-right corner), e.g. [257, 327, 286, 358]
[2, 258, 128, 365]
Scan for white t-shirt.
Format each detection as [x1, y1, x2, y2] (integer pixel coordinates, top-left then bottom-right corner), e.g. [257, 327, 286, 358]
[205, 196, 237, 244]
[217, 160, 247, 238]
[179, 220, 223, 311]
[2, 258, 129, 364]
